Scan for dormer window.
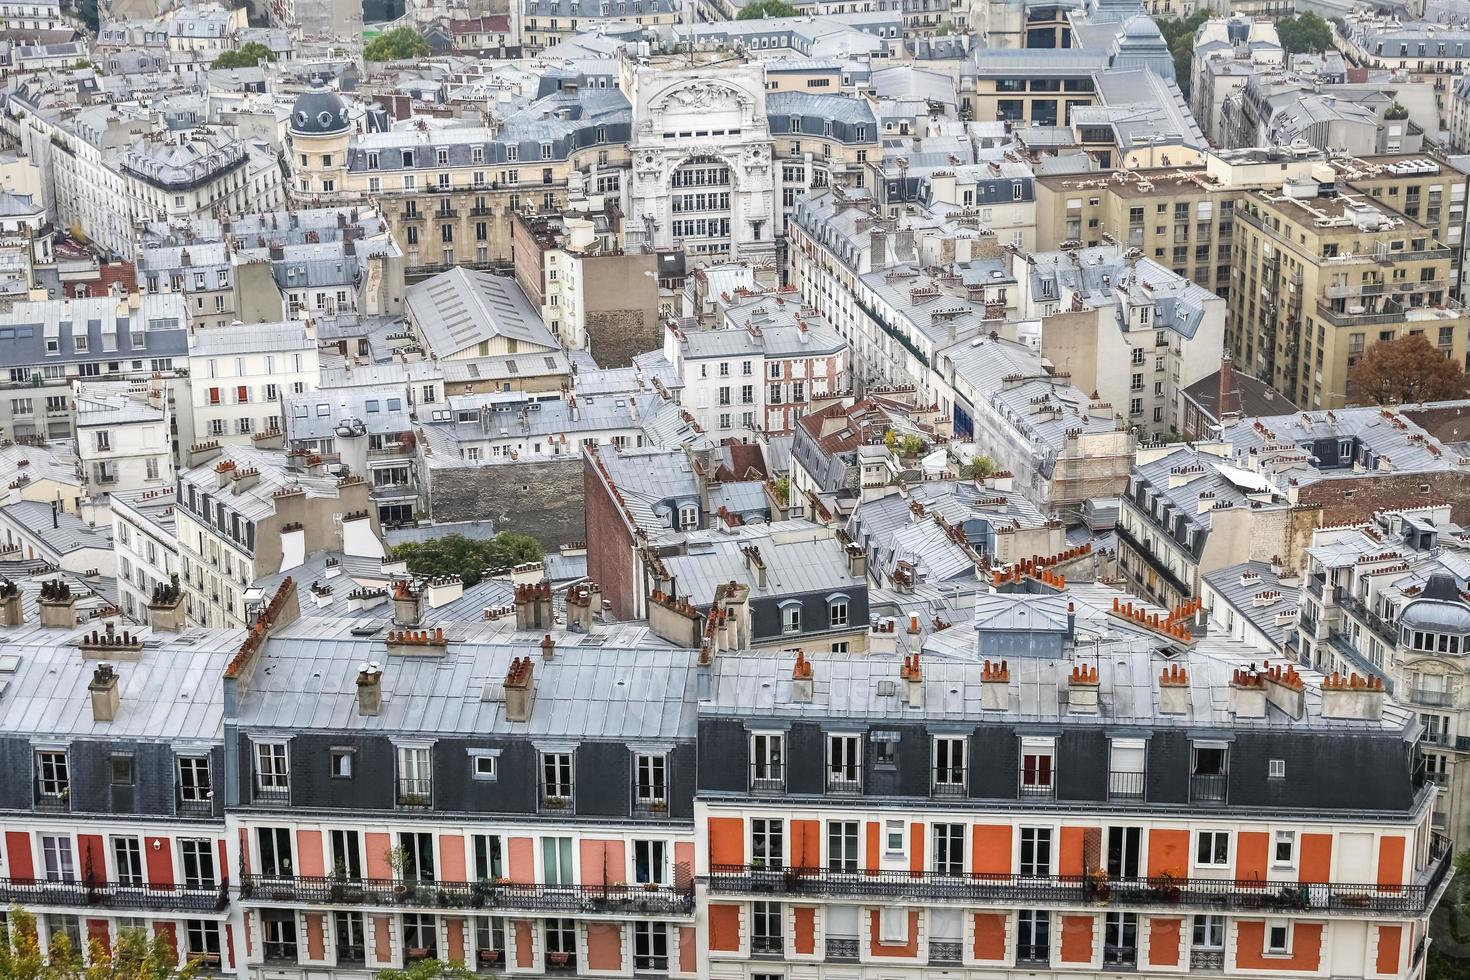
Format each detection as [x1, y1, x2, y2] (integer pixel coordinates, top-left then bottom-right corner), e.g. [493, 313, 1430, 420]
[828, 594, 849, 628]
[780, 601, 801, 634]
[677, 505, 698, 530]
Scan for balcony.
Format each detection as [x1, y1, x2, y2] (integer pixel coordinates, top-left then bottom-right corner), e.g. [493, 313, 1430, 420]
[240, 875, 696, 918]
[1190, 773, 1227, 803]
[928, 940, 963, 964]
[1409, 687, 1455, 708]
[253, 784, 290, 806]
[749, 765, 785, 794]
[397, 778, 432, 809]
[826, 773, 861, 795]
[750, 935, 784, 958]
[1019, 782, 1055, 800]
[631, 796, 671, 818]
[1108, 770, 1145, 801]
[1016, 944, 1051, 965]
[34, 791, 69, 812]
[0, 877, 229, 913]
[825, 936, 858, 962]
[932, 770, 967, 798]
[1339, 596, 1399, 647]
[1193, 949, 1225, 971]
[707, 854, 1451, 916]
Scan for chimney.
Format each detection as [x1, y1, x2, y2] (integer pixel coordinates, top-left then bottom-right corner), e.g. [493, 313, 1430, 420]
[981, 658, 1009, 710]
[565, 582, 598, 631]
[1158, 662, 1189, 715]
[846, 543, 868, 580]
[870, 227, 888, 272]
[356, 661, 382, 715]
[89, 663, 120, 722]
[1217, 353, 1241, 422]
[1230, 665, 1267, 719]
[505, 656, 534, 722]
[1068, 662, 1099, 714]
[0, 578, 21, 627]
[900, 652, 923, 708]
[1262, 662, 1305, 720]
[425, 575, 464, 609]
[540, 633, 555, 661]
[1320, 671, 1386, 720]
[147, 573, 185, 632]
[791, 650, 813, 702]
[38, 579, 77, 629]
[742, 546, 766, 589]
[392, 580, 421, 626]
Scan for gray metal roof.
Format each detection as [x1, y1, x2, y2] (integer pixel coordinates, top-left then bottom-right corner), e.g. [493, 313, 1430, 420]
[405, 268, 557, 357]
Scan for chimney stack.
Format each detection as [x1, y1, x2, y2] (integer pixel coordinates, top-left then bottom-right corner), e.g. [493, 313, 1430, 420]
[900, 652, 923, 708]
[846, 543, 868, 580]
[147, 573, 185, 632]
[791, 650, 813, 702]
[505, 656, 534, 722]
[1068, 662, 1100, 714]
[565, 582, 598, 631]
[0, 578, 21, 627]
[1230, 665, 1267, 718]
[1158, 662, 1189, 715]
[540, 633, 555, 661]
[1321, 671, 1386, 720]
[980, 658, 1009, 710]
[392, 580, 421, 626]
[356, 661, 382, 715]
[38, 579, 77, 629]
[89, 663, 119, 722]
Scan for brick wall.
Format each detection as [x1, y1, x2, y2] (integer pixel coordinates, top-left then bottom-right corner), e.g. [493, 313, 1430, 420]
[428, 459, 584, 548]
[583, 454, 640, 620]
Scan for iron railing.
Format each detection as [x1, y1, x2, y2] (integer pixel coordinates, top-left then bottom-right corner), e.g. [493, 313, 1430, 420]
[1190, 774, 1227, 803]
[929, 940, 963, 964]
[1108, 770, 1145, 800]
[239, 875, 695, 918]
[707, 855, 1450, 916]
[825, 937, 858, 961]
[1192, 948, 1225, 970]
[0, 876, 229, 913]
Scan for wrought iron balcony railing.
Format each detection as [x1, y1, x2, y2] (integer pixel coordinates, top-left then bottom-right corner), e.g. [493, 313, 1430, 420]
[239, 874, 695, 918]
[0, 876, 229, 913]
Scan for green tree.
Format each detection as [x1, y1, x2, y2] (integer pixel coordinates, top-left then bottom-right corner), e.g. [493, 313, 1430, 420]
[363, 26, 431, 61]
[1275, 12, 1333, 54]
[1156, 11, 1208, 98]
[737, 0, 798, 18]
[379, 959, 477, 980]
[392, 532, 542, 586]
[211, 42, 278, 68]
[962, 455, 997, 479]
[0, 907, 204, 980]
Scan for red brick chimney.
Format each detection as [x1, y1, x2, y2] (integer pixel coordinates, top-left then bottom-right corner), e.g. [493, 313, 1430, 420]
[1218, 354, 1241, 420]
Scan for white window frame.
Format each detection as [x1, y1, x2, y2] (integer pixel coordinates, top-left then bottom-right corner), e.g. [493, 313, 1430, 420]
[252, 741, 288, 793]
[1265, 919, 1292, 955]
[1272, 830, 1296, 868]
[1194, 830, 1230, 868]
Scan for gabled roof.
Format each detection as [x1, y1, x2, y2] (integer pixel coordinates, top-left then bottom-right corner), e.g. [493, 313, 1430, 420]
[405, 267, 557, 357]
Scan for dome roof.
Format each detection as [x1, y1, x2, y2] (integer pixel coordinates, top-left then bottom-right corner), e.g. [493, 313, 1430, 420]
[1400, 574, 1470, 634]
[290, 86, 349, 136]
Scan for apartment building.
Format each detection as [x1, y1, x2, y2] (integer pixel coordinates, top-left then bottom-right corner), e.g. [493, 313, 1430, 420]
[187, 322, 319, 446]
[1295, 508, 1470, 842]
[225, 583, 700, 980]
[660, 291, 850, 440]
[0, 0, 67, 31]
[521, 0, 679, 53]
[73, 379, 175, 499]
[695, 584, 1449, 980]
[173, 444, 383, 629]
[1229, 163, 1469, 410]
[287, 84, 630, 277]
[284, 388, 421, 527]
[0, 573, 238, 974]
[111, 485, 182, 625]
[0, 291, 190, 454]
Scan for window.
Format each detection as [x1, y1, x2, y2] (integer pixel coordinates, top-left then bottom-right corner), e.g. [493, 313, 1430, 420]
[781, 602, 801, 634]
[402, 913, 438, 959]
[1195, 831, 1229, 867]
[471, 834, 503, 881]
[397, 746, 432, 806]
[751, 818, 783, 869]
[827, 820, 858, 871]
[38, 751, 68, 800]
[1104, 912, 1137, 965]
[878, 906, 908, 944]
[541, 837, 572, 885]
[1021, 739, 1054, 796]
[330, 748, 353, 779]
[827, 734, 859, 792]
[253, 742, 288, 799]
[933, 736, 966, 796]
[932, 823, 964, 875]
[398, 832, 435, 882]
[1273, 830, 1296, 866]
[113, 836, 143, 886]
[471, 917, 504, 966]
[473, 753, 498, 780]
[871, 731, 898, 767]
[884, 819, 905, 855]
[331, 830, 362, 880]
[181, 838, 215, 889]
[1191, 743, 1228, 802]
[541, 752, 573, 805]
[1268, 758, 1286, 779]
[1017, 910, 1050, 961]
[635, 753, 666, 805]
[633, 839, 666, 884]
[1108, 738, 1145, 800]
[1193, 914, 1225, 950]
[41, 835, 75, 882]
[751, 733, 784, 790]
[256, 827, 293, 877]
[1019, 826, 1052, 876]
[1266, 920, 1291, 954]
[111, 754, 133, 785]
[634, 922, 668, 971]
[751, 901, 783, 955]
[828, 595, 849, 627]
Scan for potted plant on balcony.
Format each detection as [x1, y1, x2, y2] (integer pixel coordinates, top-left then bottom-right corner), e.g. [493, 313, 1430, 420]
[649, 799, 668, 813]
[1150, 871, 1181, 904]
[478, 948, 502, 966]
[330, 858, 349, 901]
[1086, 867, 1111, 903]
[406, 946, 429, 961]
[547, 951, 570, 968]
[203, 952, 223, 968]
[387, 845, 412, 902]
[470, 878, 491, 908]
